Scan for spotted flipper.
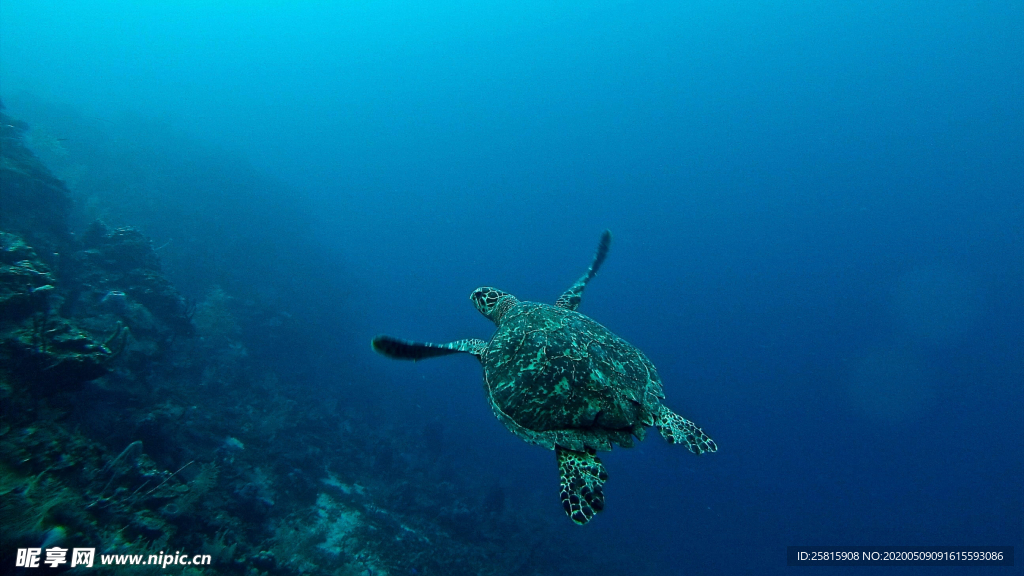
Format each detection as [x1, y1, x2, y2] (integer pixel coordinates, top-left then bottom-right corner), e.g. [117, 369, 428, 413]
[556, 446, 608, 525]
[372, 336, 486, 361]
[555, 230, 612, 311]
[654, 406, 717, 454]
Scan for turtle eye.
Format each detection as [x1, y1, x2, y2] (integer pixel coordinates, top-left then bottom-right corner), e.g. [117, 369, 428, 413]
[470, 289, 490, 309]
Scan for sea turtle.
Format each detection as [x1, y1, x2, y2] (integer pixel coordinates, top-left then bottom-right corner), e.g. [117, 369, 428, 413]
[372, 230, 716, 525]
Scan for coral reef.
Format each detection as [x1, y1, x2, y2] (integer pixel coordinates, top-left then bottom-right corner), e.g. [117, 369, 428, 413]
[0, 231, 124, 387]
[0, 107, 609, 576]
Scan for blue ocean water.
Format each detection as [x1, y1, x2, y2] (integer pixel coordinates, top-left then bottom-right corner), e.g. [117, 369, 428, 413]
[1, 1, 1021, 574]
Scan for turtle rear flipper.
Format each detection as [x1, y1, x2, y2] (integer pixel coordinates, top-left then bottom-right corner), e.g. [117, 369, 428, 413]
[372, 336, 486, 361]
[555, 230, 612, 311]
[556, 446, 608, 525]
[655, 406, 717, 454]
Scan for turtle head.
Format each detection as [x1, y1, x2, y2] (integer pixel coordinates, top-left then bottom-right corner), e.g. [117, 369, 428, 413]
[471, 287, 518, 325]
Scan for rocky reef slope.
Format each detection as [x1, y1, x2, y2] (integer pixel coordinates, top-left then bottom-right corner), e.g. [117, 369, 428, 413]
[0, 104, 609, 576]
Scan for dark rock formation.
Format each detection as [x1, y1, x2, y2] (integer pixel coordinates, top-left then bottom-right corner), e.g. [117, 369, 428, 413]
[0, 103, 73, 259]
[67, 221, 195, 341]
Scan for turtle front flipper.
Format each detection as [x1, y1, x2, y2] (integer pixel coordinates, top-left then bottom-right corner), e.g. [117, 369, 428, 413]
[555, 230, 612, 311]
[654, 406, 717, 454]
[372, 336, 486, 361]
[556, 446, 608, 525]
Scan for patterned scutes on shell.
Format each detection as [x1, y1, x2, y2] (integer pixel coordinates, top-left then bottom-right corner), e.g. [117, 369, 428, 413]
[483, 302, 665, 452]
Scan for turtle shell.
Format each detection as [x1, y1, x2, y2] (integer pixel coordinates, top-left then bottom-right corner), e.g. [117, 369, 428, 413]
[482, 302, 665, 452]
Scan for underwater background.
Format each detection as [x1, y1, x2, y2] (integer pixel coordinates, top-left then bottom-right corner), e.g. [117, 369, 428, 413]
[1, 1, 1022, 575]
